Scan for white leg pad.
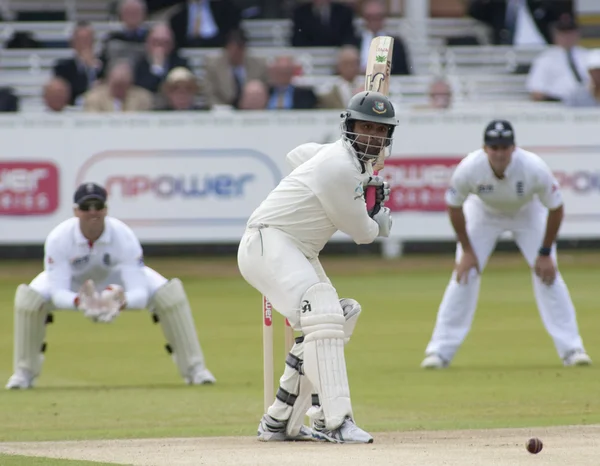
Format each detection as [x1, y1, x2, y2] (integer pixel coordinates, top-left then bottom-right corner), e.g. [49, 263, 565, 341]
[150, 279, 207, 380]
[300, 283, 352, 431]
[13, 284, 49, 378]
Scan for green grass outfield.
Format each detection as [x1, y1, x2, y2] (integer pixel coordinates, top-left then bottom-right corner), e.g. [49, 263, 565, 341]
[0, 454, 120, 466]
[0, 251, 598, 444]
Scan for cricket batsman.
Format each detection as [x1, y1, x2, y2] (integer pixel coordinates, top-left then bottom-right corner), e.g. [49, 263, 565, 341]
[6, 182, 215, 389]
[238, 91, 397, 443]
[421, 120, 591, 369]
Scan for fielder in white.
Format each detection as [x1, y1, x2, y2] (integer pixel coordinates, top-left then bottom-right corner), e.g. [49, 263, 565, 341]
[238, 91, 396, 443]
[421, 120, 591, 369]
[6, 182, 215, 389]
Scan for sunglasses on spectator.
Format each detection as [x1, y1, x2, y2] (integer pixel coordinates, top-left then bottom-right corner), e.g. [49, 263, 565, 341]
[78, 200, 106, 211]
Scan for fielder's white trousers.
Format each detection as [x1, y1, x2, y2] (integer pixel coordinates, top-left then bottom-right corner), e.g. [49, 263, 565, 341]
[237, 227, 330, 328]
[425, 197, 585, 362]
[29, 266, 168, 310]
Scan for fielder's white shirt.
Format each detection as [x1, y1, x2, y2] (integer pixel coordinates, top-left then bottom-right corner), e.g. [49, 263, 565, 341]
[246, 139, 379, 258]
[44, 216, 148, 310]
[445, 147, 563, 214]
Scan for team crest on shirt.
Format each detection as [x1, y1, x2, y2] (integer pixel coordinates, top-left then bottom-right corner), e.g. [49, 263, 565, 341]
[477, 184, 494, 194]
[373, 101, 387, 114]
[103, 253, 111, 266]
[516, 181, 524, 196]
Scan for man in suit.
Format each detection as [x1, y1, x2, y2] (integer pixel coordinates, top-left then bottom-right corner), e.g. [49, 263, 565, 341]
[100, 0, 149, 77]
[203, 29, 268, 108]
[467, 0, 574, 45]
[169, 0, 241, 49]
[53, 21, 104, 106]
[355, 0, 411, 75]
[133, 22, 192, 94]
[238, 80, 269, 110]
[318, 45, 362, 109]
[84, 60, 154, 112]
[43, 78, 71, 113]
[291, 0, 356, 47]
[0, 87, 18, 112]
[266, 56, 317, 110]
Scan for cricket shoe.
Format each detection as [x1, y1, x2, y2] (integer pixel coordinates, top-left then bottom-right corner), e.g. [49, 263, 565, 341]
[563, 350, 592, 367]
[257, 414, 314, 442]
[186, 366, 216, 385]
[5, 369, 35, 390]
[311, 417, 374, 444]
[420, 353, 449, 369]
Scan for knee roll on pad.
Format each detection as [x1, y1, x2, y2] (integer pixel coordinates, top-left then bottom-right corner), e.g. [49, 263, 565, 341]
[151, 279, 206, 379]
[300, 283, 352, 430]
[14, 285, 49, 377]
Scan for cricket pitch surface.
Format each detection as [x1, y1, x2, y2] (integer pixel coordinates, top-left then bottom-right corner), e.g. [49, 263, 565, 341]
[1, 425, 599, 465]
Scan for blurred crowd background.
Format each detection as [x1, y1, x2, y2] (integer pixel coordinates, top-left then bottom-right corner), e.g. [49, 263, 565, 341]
[0, 0, 599, 114]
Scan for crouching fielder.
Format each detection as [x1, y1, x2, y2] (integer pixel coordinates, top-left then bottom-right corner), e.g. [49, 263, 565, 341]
[6, 182, 215, 389]
[421, 120, 591, 369]
[238, 91, 397, 444]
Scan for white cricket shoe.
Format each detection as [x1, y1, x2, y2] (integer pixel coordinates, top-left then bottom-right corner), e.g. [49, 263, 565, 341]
[563, 350, 592, 367]
[311, 417, 374, 444]
[420, 353, 449, 369]
[5, 369, 35, 389]
[186, 366, 216, 385]
[257, 414, 314, 442]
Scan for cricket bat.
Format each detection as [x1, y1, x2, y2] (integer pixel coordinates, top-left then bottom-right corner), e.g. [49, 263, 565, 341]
[364, 36, 394, 212]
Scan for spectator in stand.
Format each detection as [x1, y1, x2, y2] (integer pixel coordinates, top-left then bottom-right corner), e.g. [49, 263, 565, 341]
[169, 0, 242, 49]
[266, 56, 317, 110]
[203, 29, 269, 108]
[564, 49, 600, 107]
[157, 67, 208, 110]
[353, 0, 411, 75]
[318, 45, 363, 109]
[53, 21, 104, 106]
[238, 80, 269, 110]
[466, 0, 574, 46]
[43, 78, 71, 112]
[527, 15, 589, 102]
[100, 0, 149, 76]
[84, 61, 153, 112]
[291, 0, 356, 47]
[133, 22, 192, 94]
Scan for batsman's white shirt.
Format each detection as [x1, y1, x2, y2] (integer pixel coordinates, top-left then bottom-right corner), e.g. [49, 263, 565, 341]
[445, 147, 563, 213]
[41, 217, 150, 310]
[246, 139, 379, 258]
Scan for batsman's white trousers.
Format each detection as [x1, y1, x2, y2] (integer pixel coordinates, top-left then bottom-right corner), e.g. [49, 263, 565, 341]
[29, 266, 168, 310]
[425, 197, 585, 362]
[237, 226, 330, 328]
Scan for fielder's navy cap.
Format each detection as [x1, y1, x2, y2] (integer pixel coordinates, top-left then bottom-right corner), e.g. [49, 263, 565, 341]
[74, 182, 107, 206]
[484, 120, 515, 146]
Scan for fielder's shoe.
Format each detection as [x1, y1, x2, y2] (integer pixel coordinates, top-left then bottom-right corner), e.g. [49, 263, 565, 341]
[257, 414, 314, 442]
[420, 353, 449, 369]
[311, 416, 374, 444]
[563, 350, 592, 367]
[5, 369, 35, 390]
[186, 366, 216, 385]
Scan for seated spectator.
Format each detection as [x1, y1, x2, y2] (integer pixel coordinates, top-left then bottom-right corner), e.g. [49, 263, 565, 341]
[53, 21, 104, 106]
[412, 77, 453, 110]
[238, 80, 269, 110]
[563, 49, 600, 107]
[134, 22, 192, 94]
[43, 78, 71, 112]
[291, 0, 356, 47]
[266, 56, 317, 110]
[169, 0, 241, 49]
[467, 0, 574, 46]
[0, 86, 18, 112]
[100, 0, 149, 76]
[203, 29, 269, 108]
[157, 67, 208, 110]
[318, 45, 362, 109]
[527, 15, 588, 102]
[354, 0, 411, 75]
[83, 60, 153, 112]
